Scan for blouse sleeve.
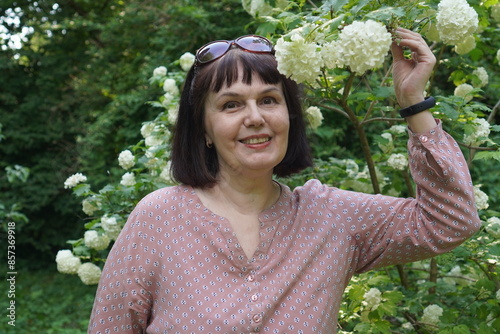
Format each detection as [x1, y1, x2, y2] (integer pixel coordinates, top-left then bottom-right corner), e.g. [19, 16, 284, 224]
[88, 197, 157, 334]
[319, 121, 481, 273]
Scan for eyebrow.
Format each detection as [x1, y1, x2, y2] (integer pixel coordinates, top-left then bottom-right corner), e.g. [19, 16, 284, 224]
[216, 86, 282, 99]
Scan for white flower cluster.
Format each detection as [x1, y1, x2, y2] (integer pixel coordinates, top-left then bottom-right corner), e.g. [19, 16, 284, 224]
[101, 215, 122, 240]
[472, 67, 488, 88]
[436, 0, 478, 45]
[305, 106, 324, 130]
[275, 31, 323, 83]
[387, 153, 408, 171]
[82, 196, 101, 216]
[473, 184, 489, 210]
[324, 20, 392, 75]
[455, 35, 476, 55]
[491, 3, 500, 22]
[56, 250, 81, 274]
[378, 133, 394, 154]
[486, 217, 500, 238]
[153, 66, 167, 77]
[77, 262, 102, 285]
[421, 304, 443, 325]
[84, 230, 110, 251]
[388, 125, 407, 135]
[363, 288, 382, 310]
[497, 50, 500, 64]
[241, 0, 288, 18]
[454, 83, 474, 102]
[120, 172, 136, 187]
[64, 173, 87, 189]
[463, 118, 490, 146]
[179, 52, 195, 72]
[118, 149, 135, 170]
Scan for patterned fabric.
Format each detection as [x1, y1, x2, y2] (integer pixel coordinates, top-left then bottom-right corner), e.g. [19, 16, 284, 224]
[89, 122, 480, 333]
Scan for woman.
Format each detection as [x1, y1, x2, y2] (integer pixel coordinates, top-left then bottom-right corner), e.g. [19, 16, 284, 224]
[88, 28, 480, 333]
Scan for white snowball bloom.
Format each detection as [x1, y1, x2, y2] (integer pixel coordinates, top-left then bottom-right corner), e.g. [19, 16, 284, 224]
[436, 0, 478, 45]
[159, 161, 173, 183]
[454, 83, 474, 102]
[388, 125, 407, 135]
[344, 159, 359, 178]
[84, 230, 110, 251]
[82, 197, 100, 216]
[378, 133, 394, 154]
[56, 250, 81, 274]
[421, 304, 443, 325]
[387, 153, 408, 171]
[241, 0, 288, 17]
[168, 105, 179, 125]
[120, 172, 136, 187]
[152, 66, 167, 77]
[455, 35, 476, 55]
[64, 173, 87, 189]
[305, 106, 323, 130]
[275, 30, 323, 83]
[473, 184, 489, 210]
[140, 122, 155, 139]
[497, 49, 500, 64]
[77, 262, 102, 285]
[491, 4, 500, 22]
[162, 92, 176, 107]
[331, 20, 392, 75]
[179, 52, 195, 71]
[363, 288, 382, 310]
[486, 217, 500, 238]
[163, 78, 179, 96]
[472, 67, 488, 88]
[145, 135, 164, 147]
[463, 118, 490, 146]
[101, 215, 121, 240]
[118, 149, 135, 170]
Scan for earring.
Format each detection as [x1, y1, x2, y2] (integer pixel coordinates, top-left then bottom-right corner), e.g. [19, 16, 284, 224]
[206, 141, 213, 148]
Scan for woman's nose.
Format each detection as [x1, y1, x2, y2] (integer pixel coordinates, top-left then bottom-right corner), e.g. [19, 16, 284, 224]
[244, 102, 265, 127]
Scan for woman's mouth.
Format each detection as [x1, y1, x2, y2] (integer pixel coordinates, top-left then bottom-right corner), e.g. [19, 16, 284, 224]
[240, 136, 271, 145]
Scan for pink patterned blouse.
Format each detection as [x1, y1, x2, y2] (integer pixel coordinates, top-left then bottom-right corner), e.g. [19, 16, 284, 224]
[88, 123, 480, 333]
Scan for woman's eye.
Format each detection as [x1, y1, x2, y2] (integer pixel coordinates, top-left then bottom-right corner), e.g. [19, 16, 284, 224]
[223, 101, 238, 110]
[262, 97, 277, 105]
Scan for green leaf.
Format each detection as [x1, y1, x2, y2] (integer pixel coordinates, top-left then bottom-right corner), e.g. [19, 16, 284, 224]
[473, 151, 500, 162]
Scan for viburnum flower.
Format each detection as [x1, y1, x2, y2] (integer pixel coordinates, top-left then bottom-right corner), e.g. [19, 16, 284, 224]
[275, 30, 323, 83]
[378, 133, 394, 154]
[329, 20, 392, 75]
[497, 49, 500, 64]
[64, 173, 87, 189]
[472, 67, 488, 88]
[101, 215, 121, 240]
[152, 66, 167, 77]
[436, 0, 478, 45]
[241, 0, 288, 17]
[363, 288, 382, 310]
[159, 161, 173, 183]
[387, 153, 408, 171]
[163, 78, 179, 96]
[454, 83, 474, 102]
[305, 106, 323, 130]
[77, 262, 102, 285]
[84, 230, 110, 251]
[168, 105, 179, 125]
[162, 92, 176, 107]
[455, 35, 476, 55]
[120, 172, 136, 187]
[491, 3, 500, 22]
[463, 118, 490, 146]
[82, 196, 101, 216]
[421, 304, 443, 325]
[141, 122, 155, 139]
[485, 217, 500, 238]
[388, 125, 407, 135]
[145, 135, 164, 147]
[473, 184, 489, 210]
[118, 149, 135, 170]
[179, 52, 195, 72]
[56, 250, 81, 274]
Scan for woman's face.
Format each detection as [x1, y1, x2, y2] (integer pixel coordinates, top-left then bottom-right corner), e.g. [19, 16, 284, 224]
[203, 67, 290, 179]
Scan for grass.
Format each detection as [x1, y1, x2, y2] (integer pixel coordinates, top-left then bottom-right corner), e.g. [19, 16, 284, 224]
[0, 267, 97, 333]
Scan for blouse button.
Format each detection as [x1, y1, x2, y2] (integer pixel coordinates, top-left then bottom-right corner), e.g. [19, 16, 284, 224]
[252, 314, 262, 323]
[248, 274, 255, 282]
[251, 294, 259, 302]
[419, 135, 429, 143]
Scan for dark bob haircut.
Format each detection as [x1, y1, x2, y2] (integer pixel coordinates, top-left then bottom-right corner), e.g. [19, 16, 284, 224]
[170, 48, 313, 188]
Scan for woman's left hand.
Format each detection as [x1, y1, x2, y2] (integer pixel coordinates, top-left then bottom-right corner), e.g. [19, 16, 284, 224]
[391, 28, 436, 108]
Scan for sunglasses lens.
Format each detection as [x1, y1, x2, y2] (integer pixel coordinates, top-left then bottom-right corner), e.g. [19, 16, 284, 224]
[236, 36, 273, 52]
[197, 41, 230, 63]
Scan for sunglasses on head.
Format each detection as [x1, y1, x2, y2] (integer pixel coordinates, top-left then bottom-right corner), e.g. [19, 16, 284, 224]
[195, 35, 274, 65]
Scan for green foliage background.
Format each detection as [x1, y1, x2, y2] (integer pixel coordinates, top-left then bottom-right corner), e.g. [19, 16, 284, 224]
[0, 0, 499, 332]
